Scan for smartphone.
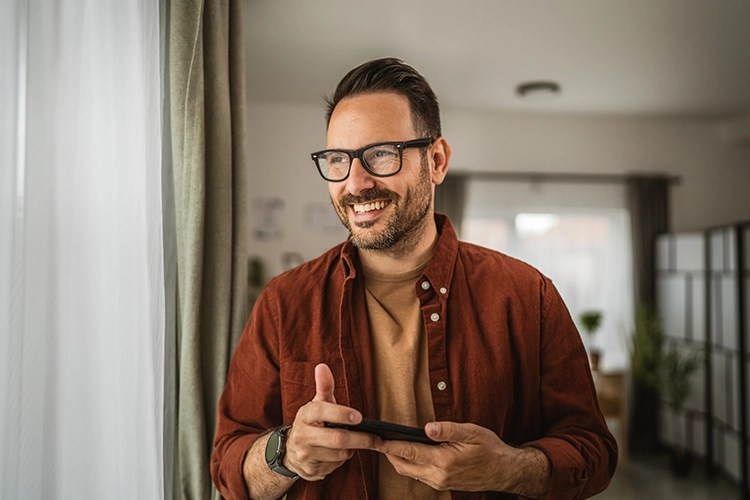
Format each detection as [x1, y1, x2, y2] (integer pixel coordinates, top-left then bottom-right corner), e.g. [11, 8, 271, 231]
[325, 418, 439, 445]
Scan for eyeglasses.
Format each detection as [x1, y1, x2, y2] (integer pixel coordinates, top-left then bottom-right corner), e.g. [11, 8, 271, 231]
[310, 138, 434, 182]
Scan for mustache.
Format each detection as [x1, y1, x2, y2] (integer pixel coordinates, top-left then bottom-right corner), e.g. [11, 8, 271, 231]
[338, 188, 400, 206]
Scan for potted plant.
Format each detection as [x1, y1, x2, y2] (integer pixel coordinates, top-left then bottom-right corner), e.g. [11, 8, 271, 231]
[579, 310, 604, 370]
[658, 342, 703, 476]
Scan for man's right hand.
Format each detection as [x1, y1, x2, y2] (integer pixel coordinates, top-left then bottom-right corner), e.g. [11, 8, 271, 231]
[283, 363, 381, 481]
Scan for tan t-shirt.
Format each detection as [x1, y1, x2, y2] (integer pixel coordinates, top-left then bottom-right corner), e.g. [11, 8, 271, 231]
[363, 261, 451, 500]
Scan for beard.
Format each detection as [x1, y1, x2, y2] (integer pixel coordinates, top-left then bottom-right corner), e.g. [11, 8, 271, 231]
[331, 158, 433, 254]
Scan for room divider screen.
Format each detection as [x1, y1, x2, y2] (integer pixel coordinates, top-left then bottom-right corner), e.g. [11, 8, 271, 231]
[656, 222, 749, 497]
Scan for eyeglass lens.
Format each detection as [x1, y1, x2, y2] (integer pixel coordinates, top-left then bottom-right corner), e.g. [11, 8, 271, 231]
[317, 144, 401, 181]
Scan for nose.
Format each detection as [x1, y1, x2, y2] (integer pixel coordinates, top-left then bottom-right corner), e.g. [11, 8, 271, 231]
[344, 158, 377, 195]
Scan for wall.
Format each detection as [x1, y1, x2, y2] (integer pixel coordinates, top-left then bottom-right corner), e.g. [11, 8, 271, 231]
[247, 99, 750, 278]
[445, 109, 750, 232]
[247, 101, 348, 279]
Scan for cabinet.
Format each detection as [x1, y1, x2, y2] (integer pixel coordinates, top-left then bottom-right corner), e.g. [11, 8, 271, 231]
[595, 370, 628, 466]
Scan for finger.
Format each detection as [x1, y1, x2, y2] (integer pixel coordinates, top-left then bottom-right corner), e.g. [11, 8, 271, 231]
[313, 363, 336, 404]
[286, 426, 380, 470]
[425, 421, 485, 444]
[309, 426, 382, 451]
[297, 400, 361, 427]
[290, 440, 356, 463]
[384, 453, 435, 483]
[375, 439, 430, 463]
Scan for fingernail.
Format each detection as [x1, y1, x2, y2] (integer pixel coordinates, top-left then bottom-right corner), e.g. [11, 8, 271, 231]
[349, 411, 359, 423]
[428, 423, 440, 436]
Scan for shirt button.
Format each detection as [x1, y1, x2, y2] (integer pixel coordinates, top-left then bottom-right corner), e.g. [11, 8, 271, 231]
[439, 287, 447, 294]
[430, 313, 440, 322]
[421, 281, 431, 290]
[437, 381, 447, 391]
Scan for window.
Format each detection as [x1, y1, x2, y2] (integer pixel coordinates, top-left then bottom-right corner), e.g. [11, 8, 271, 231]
[461, 179, 634, 371]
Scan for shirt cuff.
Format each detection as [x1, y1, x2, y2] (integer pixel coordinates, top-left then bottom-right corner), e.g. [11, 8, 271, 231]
[523, 437, 588, 500]
[215, 433, 259, 500]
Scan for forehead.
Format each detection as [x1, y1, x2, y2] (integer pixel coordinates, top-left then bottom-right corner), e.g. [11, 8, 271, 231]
[326, 92, 416, 149]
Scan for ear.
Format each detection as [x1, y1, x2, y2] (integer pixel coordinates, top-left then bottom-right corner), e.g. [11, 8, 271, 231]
[429, 137, 452, 185]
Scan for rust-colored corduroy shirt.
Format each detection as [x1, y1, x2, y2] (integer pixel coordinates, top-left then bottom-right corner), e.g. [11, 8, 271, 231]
[211, 214, 618, 500]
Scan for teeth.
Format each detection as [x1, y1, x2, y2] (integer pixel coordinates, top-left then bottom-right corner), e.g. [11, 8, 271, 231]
[354, 201, 389, 213]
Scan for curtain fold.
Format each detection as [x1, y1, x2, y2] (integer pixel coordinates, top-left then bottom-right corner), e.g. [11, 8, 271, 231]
[434, 174, 466, 237]
[626, 174, 670, 454]
[169, 0, 249, 497]
[626, 175, 670, 311]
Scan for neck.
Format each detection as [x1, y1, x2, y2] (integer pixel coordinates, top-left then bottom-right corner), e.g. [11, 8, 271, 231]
[357, 214, 439, 275]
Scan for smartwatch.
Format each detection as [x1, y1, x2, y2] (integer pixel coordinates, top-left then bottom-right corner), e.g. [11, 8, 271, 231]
[265, 425, 300, 480]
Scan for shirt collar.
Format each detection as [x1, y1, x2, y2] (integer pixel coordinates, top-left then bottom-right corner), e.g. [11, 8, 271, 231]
[337, 213, 459, 295]
[421, 213, 458, 298]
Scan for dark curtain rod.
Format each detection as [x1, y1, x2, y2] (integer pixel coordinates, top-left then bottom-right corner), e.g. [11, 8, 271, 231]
[450, 171, 681, 185]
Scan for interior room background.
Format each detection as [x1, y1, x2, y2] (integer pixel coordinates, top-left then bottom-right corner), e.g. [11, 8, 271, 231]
[242, 1, 750, 494]
[248, 102, 750, 277]
[3, 0, 750, 498]
[246, 103, 750, 365]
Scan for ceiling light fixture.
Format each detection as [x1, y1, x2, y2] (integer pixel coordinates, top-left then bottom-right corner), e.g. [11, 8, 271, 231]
[516, 81, 561, 102]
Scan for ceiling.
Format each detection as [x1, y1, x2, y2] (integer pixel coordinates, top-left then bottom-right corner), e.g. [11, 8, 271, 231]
[244, 0, 750, 119]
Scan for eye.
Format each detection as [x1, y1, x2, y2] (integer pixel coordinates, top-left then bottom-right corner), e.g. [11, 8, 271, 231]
[364, 146, 398, 164]
[323, 152, 349, 165]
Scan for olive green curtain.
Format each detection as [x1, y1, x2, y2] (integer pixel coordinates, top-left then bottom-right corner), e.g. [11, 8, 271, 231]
[169, 0, 249, 498]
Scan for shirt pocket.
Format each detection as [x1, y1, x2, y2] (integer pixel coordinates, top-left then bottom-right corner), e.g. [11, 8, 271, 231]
[279, 361, 347, 421]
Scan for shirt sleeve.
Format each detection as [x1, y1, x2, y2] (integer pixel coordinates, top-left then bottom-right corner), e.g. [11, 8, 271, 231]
[210, 285, 283, 500]
[523, 278, 619, 500]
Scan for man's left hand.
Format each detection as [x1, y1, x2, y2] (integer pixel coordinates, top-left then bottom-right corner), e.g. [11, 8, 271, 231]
[373, 422, 547, 494]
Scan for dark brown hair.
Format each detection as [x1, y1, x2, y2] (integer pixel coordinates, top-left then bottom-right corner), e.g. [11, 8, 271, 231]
[325, 58, 441, 139]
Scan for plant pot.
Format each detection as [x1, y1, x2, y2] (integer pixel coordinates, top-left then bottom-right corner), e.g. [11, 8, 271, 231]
[630, 382, 660, 453]
[669, 449, 693, 477]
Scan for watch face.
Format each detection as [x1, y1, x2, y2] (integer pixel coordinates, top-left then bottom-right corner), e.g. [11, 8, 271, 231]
[266, 431, 279, 462]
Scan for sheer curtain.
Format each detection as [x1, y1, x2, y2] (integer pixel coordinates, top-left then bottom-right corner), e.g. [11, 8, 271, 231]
[1, 1, 165, 498]
[462, 178, 635, 371]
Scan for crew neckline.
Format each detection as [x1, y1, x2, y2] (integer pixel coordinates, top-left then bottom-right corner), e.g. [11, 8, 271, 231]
[361, 258, 430, 283]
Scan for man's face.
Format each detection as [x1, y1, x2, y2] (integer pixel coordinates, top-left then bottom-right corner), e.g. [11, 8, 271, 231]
[326, 92, 434, 251]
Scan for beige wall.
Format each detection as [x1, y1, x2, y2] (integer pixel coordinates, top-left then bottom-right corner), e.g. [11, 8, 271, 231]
[445, 109, 750, 232]
[247, 100, 750, 278]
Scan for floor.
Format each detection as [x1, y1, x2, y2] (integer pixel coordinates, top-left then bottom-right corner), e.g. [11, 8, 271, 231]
[593, 453, 741, 500]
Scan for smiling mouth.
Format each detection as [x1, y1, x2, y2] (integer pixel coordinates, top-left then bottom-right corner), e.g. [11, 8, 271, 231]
[352, 200, 390, 214]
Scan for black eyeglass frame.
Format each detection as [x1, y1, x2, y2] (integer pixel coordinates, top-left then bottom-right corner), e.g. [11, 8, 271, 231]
[310, 137, 434, 182]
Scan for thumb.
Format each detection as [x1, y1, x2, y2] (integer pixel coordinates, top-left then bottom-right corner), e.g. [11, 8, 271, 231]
[313, 363, 336, 404]
[426, 421, 486, 444]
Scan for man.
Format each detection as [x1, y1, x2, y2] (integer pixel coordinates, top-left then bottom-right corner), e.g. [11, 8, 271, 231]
[211, 58, 617, 500]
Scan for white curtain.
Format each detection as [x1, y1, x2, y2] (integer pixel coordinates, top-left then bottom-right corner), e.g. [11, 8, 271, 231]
[1, 1, 165, 498]
[462, 178, 635, 371]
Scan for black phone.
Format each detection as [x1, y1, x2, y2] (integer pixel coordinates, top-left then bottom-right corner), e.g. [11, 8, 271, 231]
[325, 418, 439, 445]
